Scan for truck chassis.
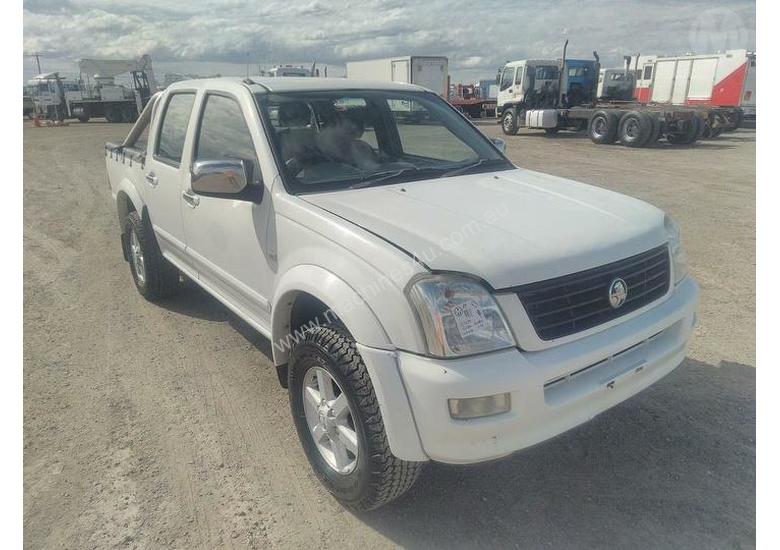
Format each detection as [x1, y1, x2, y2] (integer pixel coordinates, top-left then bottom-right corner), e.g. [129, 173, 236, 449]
[498, 101, 742, 147]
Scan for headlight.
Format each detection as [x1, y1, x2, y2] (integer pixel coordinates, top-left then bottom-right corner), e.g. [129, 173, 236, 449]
[665, 215, 689, 284]
[406, 274, 515, 358]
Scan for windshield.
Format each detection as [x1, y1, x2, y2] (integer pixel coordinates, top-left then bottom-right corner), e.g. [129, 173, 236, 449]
[256, 90, 511, 193]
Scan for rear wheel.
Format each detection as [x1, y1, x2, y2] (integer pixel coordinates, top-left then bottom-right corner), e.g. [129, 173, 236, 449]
[123, 211, 181, 301]
[701, 119, 714, 139]
[642, 112, 661, 146]
[544, 127, 559, 135]
[588, 110, 619, 144]
[104, 106, 120, 123]
[667, 117, 701, 145]
[289, 324, 423, 511]
[618, 111, 652, 147]
[501, 109, 518, 135]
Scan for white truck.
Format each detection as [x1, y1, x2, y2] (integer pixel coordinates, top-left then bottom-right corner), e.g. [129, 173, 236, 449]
[105, 76, 699, 510]
[629, 49, 756, 125]
[346, 56, 449, 97]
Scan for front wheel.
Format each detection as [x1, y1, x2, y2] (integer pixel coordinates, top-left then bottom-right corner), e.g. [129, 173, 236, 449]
[501, 109, 518, 135]
[289, 324, 423, 511]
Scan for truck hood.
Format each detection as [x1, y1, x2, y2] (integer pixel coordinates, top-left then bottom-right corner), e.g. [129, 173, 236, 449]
[302, 168, 668, 289]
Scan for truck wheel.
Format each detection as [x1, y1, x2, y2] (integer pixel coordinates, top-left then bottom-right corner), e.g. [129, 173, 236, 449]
[588, 110, 618, 144]
[122, 106, 136, 123]
[670, 117, 702, 145]
[104, 106, 119, 123]
[77, 115, 90, 123]
[642, 112, 661, 146]
[702, 121, 711, 139]
[123, 211, 181, 301]
[618, 111, 652, 147]
[544, 128, 559, 135]
[501, 109, 518, 135]
[724, 109, 743, 132]
[289, 324, 424, 511]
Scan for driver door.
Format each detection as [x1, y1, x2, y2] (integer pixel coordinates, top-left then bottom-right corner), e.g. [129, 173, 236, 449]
[181, 91, 276, 330]
[496, 66, 516, 111]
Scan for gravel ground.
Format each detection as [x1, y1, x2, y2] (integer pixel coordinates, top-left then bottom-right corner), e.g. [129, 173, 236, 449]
[24, 120, 755, 549]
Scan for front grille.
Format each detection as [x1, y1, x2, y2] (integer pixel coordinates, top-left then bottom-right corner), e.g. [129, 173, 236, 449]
[515, 245, 670, 341]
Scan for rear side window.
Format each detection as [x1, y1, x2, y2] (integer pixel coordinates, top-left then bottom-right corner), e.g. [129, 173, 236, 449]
[156, 93, 195, 164]
[643, 65, 653, 81]
[195, 94, 258, 177]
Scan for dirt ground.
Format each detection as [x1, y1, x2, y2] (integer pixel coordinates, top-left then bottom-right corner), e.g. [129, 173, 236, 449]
[24, 120, 755, 549]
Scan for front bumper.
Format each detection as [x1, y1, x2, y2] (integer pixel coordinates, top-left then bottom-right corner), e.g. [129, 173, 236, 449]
[363, 276, 699, 464]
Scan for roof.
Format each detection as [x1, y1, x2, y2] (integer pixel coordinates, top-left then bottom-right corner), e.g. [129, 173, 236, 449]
[165, 76, 428, 94]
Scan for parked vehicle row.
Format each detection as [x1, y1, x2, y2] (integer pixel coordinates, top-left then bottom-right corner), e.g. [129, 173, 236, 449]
[105, 76, 699, 510]
[26, 55, 156, 123]
[495, 48, 742, 147]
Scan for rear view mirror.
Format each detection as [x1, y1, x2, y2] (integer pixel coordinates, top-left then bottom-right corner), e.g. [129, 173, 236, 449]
[191, 159, 250, 195]
[490, 137, 507, 154]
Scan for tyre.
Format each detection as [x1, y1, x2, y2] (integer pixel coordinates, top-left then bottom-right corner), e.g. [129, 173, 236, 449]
[122, 105, 136, 123]
[544, 127, 559, 135]
[711, 127, 724, 138]
[123, 211, 181, 301]
[724, 109, 743, 132]
[642, 112, 661, 146]
[618, 111, 652, 147]
[289, 324, 423, 511]
[587, 110, 619, 144]
[701, 120, 713, 139]
[104, 106, 119, 123]
[666, 117, 701, 145]
[77, 115, 90, 123]
[501, 108, 518, 135]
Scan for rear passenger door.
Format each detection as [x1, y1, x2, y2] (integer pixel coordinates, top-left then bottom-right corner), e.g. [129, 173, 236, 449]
[144, 91, 197, 269]
[181, 92, 276, 329]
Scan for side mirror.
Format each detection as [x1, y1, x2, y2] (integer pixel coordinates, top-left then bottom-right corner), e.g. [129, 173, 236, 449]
[191, 159, 250, 195]
[490, 137, 507, 154]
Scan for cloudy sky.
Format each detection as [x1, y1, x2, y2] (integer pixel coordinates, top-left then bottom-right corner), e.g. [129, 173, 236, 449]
[23, 0, 755, 84]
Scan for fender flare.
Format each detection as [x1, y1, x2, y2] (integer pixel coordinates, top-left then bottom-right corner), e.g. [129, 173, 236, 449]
[114, 178, 145, 226]
[270, 264, 392, 366]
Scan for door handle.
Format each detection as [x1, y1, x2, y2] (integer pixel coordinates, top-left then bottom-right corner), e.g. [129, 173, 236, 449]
[182, 189, 200, 208]
[145, 172, 158, 187]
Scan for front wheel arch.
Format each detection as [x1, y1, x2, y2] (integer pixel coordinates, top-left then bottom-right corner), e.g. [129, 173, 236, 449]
[270, 266, 393, 368]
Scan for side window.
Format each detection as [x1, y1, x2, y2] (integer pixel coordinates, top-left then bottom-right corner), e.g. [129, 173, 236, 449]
[643, 65, 653, 81]
[514, 67, 523, 86]
[195, 94, 259, 180]
[156, 93, 195, 164]
[499, 68, 514, 91]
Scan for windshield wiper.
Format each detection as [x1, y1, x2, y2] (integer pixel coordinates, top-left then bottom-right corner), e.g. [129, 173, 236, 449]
[438, 158, 497, 178]
[349, 167, 423, 189]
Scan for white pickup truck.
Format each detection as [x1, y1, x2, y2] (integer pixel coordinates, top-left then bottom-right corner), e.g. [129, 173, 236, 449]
[105, 77, 699, 510]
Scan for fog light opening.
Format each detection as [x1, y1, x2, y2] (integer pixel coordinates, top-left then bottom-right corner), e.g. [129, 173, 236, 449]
[448, 393, 511, 420]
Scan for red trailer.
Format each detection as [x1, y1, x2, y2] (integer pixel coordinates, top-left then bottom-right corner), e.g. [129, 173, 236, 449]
[628, 49, 755, 125]
[449, 83, 496, 118]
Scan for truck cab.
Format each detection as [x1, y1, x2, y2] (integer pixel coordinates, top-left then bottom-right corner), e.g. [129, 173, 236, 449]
[496, 60, 560, 116]
[105, 76, 699, 511]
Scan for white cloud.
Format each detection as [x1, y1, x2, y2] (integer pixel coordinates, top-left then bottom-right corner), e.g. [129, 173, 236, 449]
[23, 0, 755, 83]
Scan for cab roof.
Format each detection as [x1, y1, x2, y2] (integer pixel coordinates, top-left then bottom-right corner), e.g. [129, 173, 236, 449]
[165, 76, 429, 94]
